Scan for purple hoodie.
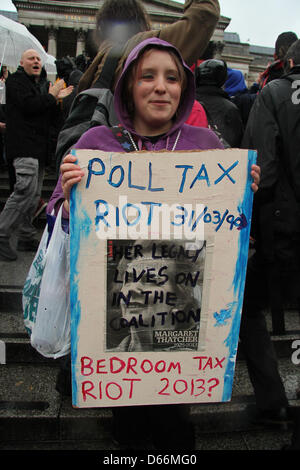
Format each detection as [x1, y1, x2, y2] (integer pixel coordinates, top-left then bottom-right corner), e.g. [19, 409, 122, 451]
[47, 38, 223, 215]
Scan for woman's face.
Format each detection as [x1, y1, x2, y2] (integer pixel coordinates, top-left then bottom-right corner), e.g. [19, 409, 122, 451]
[131, 49, 182, 136]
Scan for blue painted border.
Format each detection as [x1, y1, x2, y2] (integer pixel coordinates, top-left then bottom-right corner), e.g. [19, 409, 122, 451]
[70, 149, 257, 405]
[69, 149, 93, 406]
[222, 150, 257, 401]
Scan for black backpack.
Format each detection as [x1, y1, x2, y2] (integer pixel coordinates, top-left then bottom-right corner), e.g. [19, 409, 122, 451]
[198, 101, 231, 149]
[55, 46, 123, 174]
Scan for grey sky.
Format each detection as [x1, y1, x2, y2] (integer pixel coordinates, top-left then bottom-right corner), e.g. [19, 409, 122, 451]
[218, 0, 300, 48]
[1, 0, 299, 48]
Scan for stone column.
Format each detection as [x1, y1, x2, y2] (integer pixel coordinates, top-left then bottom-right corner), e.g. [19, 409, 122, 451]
[48, 28, 58, 58]
[214, 41, 225, 59]
[76, 30, 86, 56]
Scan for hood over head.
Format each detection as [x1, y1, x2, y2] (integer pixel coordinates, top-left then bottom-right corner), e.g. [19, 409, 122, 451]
[114, 37, 195, 135]
[224, 67, 247, 96]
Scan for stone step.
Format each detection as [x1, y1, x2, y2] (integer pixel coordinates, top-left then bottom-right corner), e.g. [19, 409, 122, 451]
[1, 303, 300, 363]
[0, 167, 57, 212]
[0, 168, 57, 184]
[0, 183, 55, 200]
[0, 429, 297, 451]
[1, 328, 300, 365]
[0, 358, 299, 447]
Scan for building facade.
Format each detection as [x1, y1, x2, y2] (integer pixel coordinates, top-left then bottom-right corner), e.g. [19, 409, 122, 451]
[9, 0, 274, 85]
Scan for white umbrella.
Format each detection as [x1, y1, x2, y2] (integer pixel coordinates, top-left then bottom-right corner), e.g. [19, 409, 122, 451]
[0, 14, 56, 74]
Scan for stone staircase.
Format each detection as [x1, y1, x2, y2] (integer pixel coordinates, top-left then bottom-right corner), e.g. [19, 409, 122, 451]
[0, 167, 299, 451]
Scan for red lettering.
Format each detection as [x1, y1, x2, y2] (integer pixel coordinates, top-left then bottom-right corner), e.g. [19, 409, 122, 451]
[158, 378, 170, 395]
[106, 382, 123, 400]
[96, 359, 107, 373]
[203, 357, 213, 370]
[167, 361, 181, 374]
[173, 379, 188, 395]
[192, 356, 207, 370]
[81, 356, 94, 376]
[108, 240, 113, 258]
[193, 356, 225, 370]
[207, 378, 220, 396]
[82, 381, 96, 401]
[123, 378, 142, 398]
[126, 357, 138, 374]
[80, 356, 183, 376]
[214, 357, 225, 369]
[110, 356, 126, 373]
[154, 360, 166, 373]
[140, 359, 153, 373]
[193, 378, 205, 396]
[82, 378, 141, 401]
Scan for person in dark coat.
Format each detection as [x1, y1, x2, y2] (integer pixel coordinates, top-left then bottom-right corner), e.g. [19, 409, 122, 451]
[239, 39, 300, 432]
[225, 67, 257, 128]
[195, 58, 243, 147]
[0, 49, 73, 261]
[259, 31, 298, 89]
[55, 56, 84, 121]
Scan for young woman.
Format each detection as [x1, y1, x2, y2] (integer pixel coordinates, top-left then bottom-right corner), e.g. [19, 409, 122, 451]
[48, 38, 260, 450]
[49, 37, 259, 214]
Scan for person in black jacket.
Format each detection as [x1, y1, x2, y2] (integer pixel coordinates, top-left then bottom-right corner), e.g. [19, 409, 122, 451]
[195, 59, 244, 147]
[239, 40, 300, 433]
[259, 31, 298, 89]
[0, 49, 73, 261]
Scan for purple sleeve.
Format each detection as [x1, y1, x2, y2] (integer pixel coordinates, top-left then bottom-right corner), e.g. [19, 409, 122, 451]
[207, 129, 225, 150]
[46, 174, 65, 216]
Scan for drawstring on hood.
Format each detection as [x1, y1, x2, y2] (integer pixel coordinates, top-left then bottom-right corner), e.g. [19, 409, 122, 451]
[123, 128, 182, 152]
[113, 38, 196, 149]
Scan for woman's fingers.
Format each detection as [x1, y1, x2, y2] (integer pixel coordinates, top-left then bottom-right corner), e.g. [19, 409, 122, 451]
[61, 154, 85, 200]
[250, 164, 260, 193]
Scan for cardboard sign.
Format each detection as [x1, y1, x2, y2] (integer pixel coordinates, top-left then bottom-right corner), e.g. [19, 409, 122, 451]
[69, 148, 256, 408]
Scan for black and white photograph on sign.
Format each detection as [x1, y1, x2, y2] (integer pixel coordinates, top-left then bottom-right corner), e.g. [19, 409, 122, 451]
[106, 239, 206, 352]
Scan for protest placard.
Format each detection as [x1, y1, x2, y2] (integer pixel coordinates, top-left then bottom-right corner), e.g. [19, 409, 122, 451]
[69, 148, 256, 408]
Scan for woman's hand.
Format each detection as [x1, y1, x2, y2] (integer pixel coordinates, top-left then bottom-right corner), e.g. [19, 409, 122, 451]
[251, 164, 260, 193]
[60, 153, 84, 213]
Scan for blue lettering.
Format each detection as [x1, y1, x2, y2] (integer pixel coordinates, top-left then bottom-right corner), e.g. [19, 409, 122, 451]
[94, 199, 110, 227]
[171, 206, 187, 226]
[148, 162, 164, 192]
[215, 209, 229, 232]
[122, 203, 142, 226]
[86, 158, 105, 188]
[128, 161, 146, 190]
[141, 202, 162, 225]
[214, 161, 239, 185]
[108, 165, 124, 188]
[175, 165, 193, 193]
[191, 206, 208, 231]
[190, 164, 210, 188]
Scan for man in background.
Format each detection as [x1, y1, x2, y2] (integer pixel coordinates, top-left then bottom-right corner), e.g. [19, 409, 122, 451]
[0, 49, 73, 261]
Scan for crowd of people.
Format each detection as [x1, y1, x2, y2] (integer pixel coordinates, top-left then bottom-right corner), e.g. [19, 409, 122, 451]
[0, 0, 299, 451]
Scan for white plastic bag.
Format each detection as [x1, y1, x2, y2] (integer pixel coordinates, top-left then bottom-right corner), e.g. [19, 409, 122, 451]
[22, 225, 49, 335]
[30, 206, 71, 359]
